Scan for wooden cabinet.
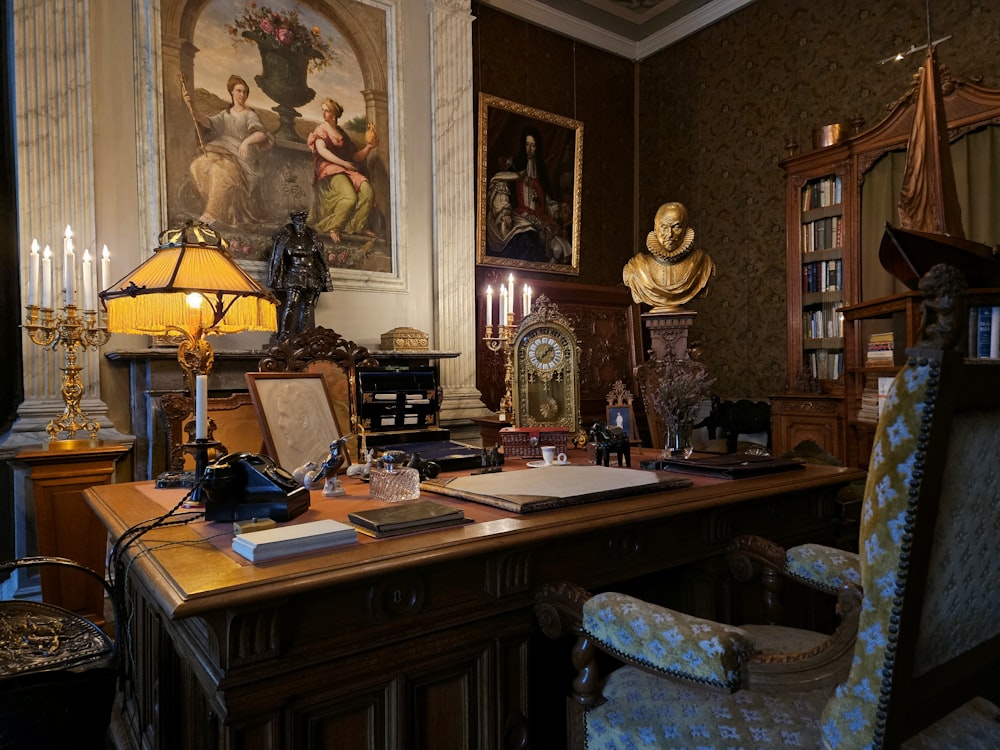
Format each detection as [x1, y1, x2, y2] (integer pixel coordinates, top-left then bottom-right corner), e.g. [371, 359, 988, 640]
[13, 442, 130, 625]
[777, 75, 1000, 463]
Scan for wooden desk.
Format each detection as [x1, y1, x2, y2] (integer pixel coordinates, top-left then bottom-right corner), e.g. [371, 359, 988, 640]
[86, 454, 864, 750]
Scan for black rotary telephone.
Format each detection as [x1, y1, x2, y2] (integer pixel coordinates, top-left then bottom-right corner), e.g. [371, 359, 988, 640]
[201, 452, 311, 522]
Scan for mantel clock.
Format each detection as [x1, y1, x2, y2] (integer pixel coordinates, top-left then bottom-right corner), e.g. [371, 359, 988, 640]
[510, 296, 581, 433]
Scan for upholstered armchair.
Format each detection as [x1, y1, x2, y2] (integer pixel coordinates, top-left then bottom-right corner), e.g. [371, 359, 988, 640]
[536, 266, 1000, 749]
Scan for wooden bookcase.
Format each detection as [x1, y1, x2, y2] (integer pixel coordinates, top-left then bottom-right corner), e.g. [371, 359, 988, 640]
[841, 288, 1000, 468]
[775, 74, 1000, 463]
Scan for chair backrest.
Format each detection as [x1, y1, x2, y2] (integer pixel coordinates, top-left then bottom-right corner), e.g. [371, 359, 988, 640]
[161, 391, 264, 470]
[821, 266, 1000, 749]
[257, 326, 378, 463]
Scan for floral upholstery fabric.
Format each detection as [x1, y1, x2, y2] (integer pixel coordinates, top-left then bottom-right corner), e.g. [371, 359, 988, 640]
[785, 544, 861, 593]
[912, 410, 1000, 676]
[583, 593, 754, 689]
[819, 360, 928, 749]
[586, 664, 832, 749]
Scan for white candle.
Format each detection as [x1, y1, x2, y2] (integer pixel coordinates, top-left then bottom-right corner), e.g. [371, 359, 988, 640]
[526, 285, 532, 315]
[41, 245, 53, 309]
[485, 285, 493, 328]
[64, 236, 76, 307]
[507, 274, 515, 320]
[522, 284, 530, 317]
[28, 239, 39, 307]
[81, 249, 94, 311]
[499, 286, 507, 323]
[101, 245, 111, 291]
[195, 374, 208, 440]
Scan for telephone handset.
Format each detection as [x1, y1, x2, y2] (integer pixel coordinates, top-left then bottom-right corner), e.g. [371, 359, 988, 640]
[202, 452, 311, 522]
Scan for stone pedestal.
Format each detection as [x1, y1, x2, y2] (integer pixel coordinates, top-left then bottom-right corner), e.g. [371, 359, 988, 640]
[642, 310, 697, 361]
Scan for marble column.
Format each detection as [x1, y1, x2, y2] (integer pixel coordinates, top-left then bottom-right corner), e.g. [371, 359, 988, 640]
[431, 0, 491, 435]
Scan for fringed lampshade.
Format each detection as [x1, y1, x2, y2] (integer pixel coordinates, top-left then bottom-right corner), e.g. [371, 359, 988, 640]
[100, 222, 277, 337]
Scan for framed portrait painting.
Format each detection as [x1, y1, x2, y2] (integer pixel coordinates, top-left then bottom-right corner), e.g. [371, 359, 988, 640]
[245, 372, 347, 474]
[477, 94, 583, 275]
[158, 0, 399, 289]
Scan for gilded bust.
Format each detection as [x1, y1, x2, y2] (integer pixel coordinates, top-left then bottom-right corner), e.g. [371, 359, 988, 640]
[623, 202, 716, 312]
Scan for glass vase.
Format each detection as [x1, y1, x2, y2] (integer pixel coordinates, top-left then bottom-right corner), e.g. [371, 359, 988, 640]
[662, 421, 693, 460]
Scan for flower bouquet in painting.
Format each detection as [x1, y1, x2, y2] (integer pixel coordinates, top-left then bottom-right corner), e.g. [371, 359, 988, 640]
[636, 357, 715, 459]
[227, 4, 338, 140]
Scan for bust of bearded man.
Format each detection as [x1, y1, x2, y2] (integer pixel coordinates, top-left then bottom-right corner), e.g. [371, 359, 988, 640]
[622, 202, 716, 312]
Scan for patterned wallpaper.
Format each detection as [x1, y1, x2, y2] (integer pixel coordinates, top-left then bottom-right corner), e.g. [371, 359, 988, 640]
[473, 1, 1000, 401]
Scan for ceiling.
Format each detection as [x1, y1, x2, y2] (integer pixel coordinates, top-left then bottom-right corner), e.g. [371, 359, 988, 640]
[478, 0, 756, 61]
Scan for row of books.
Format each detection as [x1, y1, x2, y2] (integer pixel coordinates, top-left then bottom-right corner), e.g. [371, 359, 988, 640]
[865, 331, 895, 366]
[803, 259, 843, 294]
[801, 175, 842, 210]
[807, 349, 843, 381]
[971, 306, 1000, 359]
[804, 306, 844, 339]
[801, 216, 842, 252]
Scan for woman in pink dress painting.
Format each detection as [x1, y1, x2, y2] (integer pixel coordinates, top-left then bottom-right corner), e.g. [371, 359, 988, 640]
[307, 98, 379, 244]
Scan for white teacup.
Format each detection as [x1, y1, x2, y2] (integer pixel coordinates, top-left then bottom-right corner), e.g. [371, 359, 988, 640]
[540, 445, 556, 465]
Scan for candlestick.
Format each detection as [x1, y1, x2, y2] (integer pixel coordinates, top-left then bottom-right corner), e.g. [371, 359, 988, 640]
[101, 245, 111, 291]
[485, 285, 493, 327]
[195, 374, 208, 440]
[81, 249, 95, 311]
[41, 245, 53, 309]
[28, 239, 39, 307]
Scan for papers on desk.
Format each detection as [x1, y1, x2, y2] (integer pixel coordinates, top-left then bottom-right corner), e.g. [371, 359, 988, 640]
[348, 500, 471, 538]
[232, 519, 358, 562]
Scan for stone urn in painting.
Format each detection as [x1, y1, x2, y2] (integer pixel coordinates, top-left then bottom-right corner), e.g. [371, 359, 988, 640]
[247, 34, 321, 142]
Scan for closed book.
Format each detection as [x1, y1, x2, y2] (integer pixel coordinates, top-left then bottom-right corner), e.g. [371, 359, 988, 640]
[348, 500, 466, 534]
[232, 519, 358, 562]
[992, 307, 1000, 359]
[977, 306, 993, 357]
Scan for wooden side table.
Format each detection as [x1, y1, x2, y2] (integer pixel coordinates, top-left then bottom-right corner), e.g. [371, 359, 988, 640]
[13, 442, 130, 626]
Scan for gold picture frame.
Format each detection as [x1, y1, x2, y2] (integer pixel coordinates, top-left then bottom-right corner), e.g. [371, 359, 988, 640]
[476, 93, 583, 275]
[606, 379, 639, 442]
[245, 372, 348, 474]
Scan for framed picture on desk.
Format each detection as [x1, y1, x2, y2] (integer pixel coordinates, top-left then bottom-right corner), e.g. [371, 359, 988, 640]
[245, 372, 347, 473]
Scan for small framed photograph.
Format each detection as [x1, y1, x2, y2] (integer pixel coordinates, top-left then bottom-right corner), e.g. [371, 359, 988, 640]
[476, 93, 583, 275]
[606, 405, 638, 442]
[245, 372, 348, 474]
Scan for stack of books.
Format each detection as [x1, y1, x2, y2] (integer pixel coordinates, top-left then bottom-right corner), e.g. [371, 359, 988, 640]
[348, 500, 470, 538]
[232, 519, 358, 562]
[856, 374, 880, 423]
[865, 331, 895, 366]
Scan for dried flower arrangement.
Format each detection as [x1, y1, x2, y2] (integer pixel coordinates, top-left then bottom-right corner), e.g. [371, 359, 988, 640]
[638, 357, 716, 428]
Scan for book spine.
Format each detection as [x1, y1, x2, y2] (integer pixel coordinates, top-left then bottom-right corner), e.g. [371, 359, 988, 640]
[977, 306, 993, 358]
[992, 307, 1000, 359]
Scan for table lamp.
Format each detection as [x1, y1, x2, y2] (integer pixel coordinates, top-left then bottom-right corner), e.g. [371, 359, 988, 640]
[99, 222, 278, 499]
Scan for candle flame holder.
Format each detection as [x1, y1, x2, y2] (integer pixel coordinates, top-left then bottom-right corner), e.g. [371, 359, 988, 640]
[482, 311, 517, 421]
[24, 303, 111, 442]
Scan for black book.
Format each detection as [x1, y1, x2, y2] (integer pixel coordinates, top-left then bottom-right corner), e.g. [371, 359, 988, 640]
[348, 500, 469, 537]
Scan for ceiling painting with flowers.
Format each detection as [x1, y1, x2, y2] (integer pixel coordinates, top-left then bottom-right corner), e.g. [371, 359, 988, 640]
[160, 0, 398, 287]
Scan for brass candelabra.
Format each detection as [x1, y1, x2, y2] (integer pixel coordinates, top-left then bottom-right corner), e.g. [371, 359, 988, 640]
[24, 303, 111, 442]
[482, 311, 516, 421]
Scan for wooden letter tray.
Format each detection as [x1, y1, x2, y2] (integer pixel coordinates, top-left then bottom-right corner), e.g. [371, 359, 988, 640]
[358, 369, 440, 432]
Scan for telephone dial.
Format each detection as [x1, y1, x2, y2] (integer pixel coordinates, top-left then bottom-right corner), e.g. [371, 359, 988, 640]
[201, 452, 311, 522]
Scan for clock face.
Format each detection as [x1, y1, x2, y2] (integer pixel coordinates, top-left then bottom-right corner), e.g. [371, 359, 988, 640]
[512, 321, 579, 431]
[526, 334, 565, 372]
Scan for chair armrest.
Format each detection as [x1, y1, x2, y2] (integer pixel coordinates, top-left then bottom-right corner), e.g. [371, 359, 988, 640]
[785, 543, 860, 593]
[582, 592, 754, 690]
